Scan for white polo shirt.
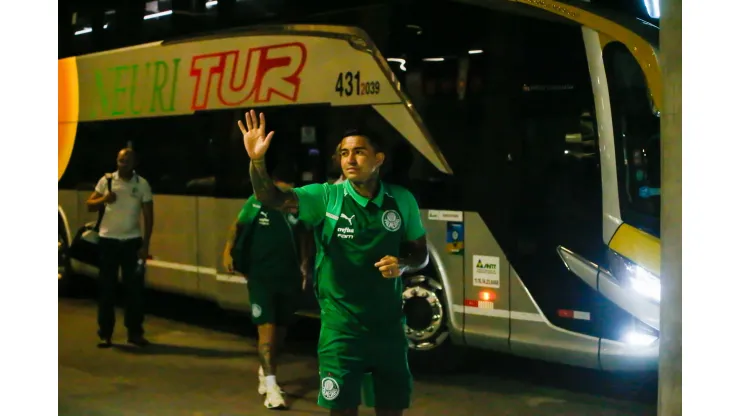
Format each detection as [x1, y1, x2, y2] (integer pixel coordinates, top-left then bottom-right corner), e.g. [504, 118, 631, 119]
[95, 171, 153, 240]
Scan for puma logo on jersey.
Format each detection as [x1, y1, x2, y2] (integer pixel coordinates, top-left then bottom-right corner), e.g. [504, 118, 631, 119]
[337, 214, 356, 238]
[340, 213, 355, 225]
[258, 211, 270, 226]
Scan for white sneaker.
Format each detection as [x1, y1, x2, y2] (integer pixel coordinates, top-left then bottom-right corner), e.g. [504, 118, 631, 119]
[264, 384, 287, 409]
[258, 367, 285, 396]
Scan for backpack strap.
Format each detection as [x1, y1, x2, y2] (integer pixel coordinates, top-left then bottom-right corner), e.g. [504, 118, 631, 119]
[233, 196, 262, 238]
[313, 184, 344, 273]
[321, 183, 345, 246]
[93, 173, 113, 232]
[231, 195, 262, 274]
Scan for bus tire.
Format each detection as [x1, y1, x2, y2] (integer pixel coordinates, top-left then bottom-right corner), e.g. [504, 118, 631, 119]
[403, 274, 463, 374]
[58, 225, 76, 296]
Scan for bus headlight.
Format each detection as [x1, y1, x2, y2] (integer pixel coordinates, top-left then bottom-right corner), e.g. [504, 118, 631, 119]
[607, 250, 661, 303]
[628, 264, 661, 302]
[624, 329, 658, 346]
[622, 319, 659, 346]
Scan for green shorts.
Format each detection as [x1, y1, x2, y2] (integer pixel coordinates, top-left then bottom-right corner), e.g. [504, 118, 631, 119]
[247, 279, 300, 326]
[317, 324, 412, 410]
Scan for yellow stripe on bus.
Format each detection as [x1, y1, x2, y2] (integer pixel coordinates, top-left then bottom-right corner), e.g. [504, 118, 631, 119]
[608, 223, 661, 276]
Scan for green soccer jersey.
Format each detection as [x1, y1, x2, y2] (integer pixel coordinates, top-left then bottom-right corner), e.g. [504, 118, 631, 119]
[236, 197, 302, 284]
[294, 180, 426, 334]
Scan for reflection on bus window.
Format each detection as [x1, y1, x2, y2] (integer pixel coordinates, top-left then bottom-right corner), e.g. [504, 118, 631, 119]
[603, 42, 661, 235]
[58, 113, 221, 196]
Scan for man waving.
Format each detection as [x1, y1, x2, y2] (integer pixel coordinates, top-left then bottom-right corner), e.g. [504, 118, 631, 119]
[238, 110, 428, 416]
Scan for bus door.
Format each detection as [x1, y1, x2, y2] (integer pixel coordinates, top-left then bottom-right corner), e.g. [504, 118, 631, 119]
[383, 2, 526, 351]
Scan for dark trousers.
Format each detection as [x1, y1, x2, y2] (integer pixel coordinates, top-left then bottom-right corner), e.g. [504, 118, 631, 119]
[97, 237, 145, 339]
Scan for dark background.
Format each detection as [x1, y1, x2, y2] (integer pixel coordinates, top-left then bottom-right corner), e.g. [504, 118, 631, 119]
[59, 0, 659, 59]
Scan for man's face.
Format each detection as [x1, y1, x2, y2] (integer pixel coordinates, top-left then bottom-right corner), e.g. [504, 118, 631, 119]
[117, 150, 135, 175]
[339, 135, 384, 183]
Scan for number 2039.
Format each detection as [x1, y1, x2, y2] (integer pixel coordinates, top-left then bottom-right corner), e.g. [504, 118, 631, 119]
[335, 71, 380, 97]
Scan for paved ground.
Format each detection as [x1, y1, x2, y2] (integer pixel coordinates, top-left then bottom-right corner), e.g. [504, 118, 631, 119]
[59, 286, 657, 416]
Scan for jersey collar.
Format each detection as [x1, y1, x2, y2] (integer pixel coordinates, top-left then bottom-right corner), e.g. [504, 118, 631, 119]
[343, 180, 387, 208]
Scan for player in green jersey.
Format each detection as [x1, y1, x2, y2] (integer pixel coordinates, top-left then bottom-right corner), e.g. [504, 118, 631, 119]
[223, 164, 312, 410]
[237, 110, 429, 416]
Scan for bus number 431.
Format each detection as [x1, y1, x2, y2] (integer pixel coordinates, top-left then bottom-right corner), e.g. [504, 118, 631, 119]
[335, 71, 381, 97]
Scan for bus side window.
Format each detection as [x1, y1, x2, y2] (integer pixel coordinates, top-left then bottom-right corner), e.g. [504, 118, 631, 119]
[59, 121, 128, 191]
[123, 114, 217, 196]
[59, 114, 218, 197]
[214, 110, 254, 199]
[214, 106, 332, 198]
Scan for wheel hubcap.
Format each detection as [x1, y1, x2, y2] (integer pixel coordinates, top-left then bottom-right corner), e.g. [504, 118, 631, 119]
[58, 234, 67, 280]
[402, 277, 446, 351]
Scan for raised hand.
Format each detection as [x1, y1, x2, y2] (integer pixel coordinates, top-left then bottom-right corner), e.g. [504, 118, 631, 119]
[237, 109, 275, 160]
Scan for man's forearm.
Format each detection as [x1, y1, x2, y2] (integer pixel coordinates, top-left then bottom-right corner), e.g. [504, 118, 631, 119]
[399, 246, 429, 274]
[300, 230, 314, 269]
[249, 158, 297, 211]
[226, 221, 238, 248]
[143, 210, 154, 248]
[143, 222, 153, 248]
[249, 158, 280, 204]
[86, 197, 106, 212]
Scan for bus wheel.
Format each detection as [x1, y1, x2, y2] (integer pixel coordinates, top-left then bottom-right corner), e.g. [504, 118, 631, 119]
[58, 231, 74, 295]
[403, 275, 461, 373]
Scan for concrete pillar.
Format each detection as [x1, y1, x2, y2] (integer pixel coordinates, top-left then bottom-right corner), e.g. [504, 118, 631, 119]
[657, 0, 682, 415]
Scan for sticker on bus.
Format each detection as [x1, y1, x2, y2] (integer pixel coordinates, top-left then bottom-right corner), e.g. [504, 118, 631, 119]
[464, 299, 495, 309]
[473, 255, 500, 288]
[428, 210, 463, 222]
[446, 222, 464, 255]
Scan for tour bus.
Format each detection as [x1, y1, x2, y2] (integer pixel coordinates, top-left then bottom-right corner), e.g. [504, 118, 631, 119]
[58, 0, 662, 373]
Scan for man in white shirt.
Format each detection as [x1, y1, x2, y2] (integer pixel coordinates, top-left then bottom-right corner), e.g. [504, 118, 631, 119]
[86, 148, 154, 348]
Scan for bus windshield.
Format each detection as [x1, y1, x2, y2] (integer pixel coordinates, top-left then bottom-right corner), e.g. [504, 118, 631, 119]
[381, 2, 661, 237]
[380, 2, 601, 211]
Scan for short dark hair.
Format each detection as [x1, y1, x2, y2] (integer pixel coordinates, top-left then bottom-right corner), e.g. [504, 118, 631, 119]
[341, 128, 385, 153]
[270, 162, 298, 183]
